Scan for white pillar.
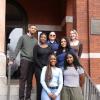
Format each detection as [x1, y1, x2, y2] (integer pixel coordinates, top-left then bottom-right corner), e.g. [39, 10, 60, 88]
[0, 0, 7, 99]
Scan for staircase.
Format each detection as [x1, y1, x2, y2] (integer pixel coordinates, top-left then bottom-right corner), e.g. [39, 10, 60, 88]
[83, 71, 100, 100]
[6, 65, 100, 100]
[6, 81, 36, 100]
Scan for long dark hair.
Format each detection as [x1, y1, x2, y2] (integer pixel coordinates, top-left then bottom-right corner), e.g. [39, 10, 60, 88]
[45, 54, 57, 86]
[64, 51, 83, 70]
[57, 37, 71, 55]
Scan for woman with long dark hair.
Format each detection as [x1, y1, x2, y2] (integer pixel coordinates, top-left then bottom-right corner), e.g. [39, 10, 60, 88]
[61, 51, 84, 100]
[57, 37, 75, 70]
[41, 54, 63, 100]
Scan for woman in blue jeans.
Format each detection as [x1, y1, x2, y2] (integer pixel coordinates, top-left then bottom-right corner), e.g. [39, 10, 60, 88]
[40, 54, 63, 100]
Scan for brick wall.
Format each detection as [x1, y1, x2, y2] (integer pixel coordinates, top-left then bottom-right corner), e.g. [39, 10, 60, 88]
[17, 0, 100, 84]
[75, 0, 100, 84]
[18, 0, 63, 25]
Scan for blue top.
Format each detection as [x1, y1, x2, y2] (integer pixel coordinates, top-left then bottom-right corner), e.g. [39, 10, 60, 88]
[57, 48, 75, 69]
[47, 41, 59, 54]
[57, 52, 66, 69]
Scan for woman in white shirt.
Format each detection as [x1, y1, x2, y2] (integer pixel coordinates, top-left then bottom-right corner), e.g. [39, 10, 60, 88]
[61, 51, 84, 100]
[41, 54, 63, 100]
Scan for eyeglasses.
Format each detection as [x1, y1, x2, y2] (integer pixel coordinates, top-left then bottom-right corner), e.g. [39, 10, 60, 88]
[50, 35, 56, 37]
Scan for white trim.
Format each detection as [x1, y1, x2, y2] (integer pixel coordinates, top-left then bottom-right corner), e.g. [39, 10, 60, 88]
[81, 53, 100, 58]
[65, 16, 73, 23]
[35, 25, 62, 31]
[96, 84, 100, 92]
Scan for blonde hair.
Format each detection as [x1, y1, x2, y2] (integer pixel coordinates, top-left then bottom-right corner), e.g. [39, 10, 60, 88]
[70, 29, 78, 39]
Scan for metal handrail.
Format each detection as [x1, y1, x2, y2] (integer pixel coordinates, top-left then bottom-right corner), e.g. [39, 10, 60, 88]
[83, 70, 100, 100]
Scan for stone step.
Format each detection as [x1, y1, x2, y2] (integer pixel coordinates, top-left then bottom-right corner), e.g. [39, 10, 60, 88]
[0, 82, 36, 100]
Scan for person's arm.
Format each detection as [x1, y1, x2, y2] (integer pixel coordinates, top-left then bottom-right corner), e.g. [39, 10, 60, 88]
[54, 69, 63, 96]
[79, 73, 85, 88]
[13, 36, 23, 59]
[40, 67, 51, 94]
[78, 67, 85, 88]
[78, 42, 83, 58]
[33, 45, 43, 69]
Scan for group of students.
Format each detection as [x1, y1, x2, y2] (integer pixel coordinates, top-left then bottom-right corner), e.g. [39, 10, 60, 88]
[9, 24, 84, 100]
[35, 30, 84, 100]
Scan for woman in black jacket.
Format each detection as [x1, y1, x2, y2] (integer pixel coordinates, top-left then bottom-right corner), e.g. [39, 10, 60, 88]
[33, 32, 52, 100]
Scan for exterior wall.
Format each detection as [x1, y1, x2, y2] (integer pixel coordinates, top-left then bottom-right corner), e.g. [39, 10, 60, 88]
[6, 0, 100, 85]
[18, 0, 63, 25]
[75, 0, 89, 75]
[65, 0, 73, 34]
[88, 0, 100, 84]
[0, 0, 7, 99]
[75, 0, 100, 84]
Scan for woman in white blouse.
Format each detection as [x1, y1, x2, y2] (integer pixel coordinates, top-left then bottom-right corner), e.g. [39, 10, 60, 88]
[61, 51, 84, 100]
[41, 54, 63, 100]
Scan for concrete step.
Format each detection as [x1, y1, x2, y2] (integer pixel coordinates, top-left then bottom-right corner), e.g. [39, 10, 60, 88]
[0, 79, 36, 100]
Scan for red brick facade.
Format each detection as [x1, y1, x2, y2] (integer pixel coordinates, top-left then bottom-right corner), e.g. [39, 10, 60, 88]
[7, 0, 100, 84]
[75, 0, 100, 84]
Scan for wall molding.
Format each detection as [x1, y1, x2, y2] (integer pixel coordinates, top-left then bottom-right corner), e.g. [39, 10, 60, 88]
[61, 16, 73, 27]
[35, 25, 62, 31]
[81, 53, 100, 58]
[35, 16, 73, 30]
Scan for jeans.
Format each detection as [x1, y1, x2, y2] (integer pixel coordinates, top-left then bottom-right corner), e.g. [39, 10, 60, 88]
[41, 88, 60, 100]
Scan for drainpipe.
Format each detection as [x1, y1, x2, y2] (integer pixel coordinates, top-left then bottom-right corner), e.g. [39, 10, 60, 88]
[87, 0, 91, 76]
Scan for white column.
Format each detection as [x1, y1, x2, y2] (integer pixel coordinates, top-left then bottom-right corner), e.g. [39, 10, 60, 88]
[0, 0, 7, 99]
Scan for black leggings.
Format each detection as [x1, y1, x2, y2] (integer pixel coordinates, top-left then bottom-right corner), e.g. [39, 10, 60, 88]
[35, 67, 42, 100]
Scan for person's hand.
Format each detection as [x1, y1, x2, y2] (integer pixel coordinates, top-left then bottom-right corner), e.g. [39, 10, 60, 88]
[48, 93, 53, 98]
[8, 60, 14, 66]
[51, 94, 57, 100]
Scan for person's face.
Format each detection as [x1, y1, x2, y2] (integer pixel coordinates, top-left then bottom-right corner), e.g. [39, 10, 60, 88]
[50, 55, 57, 66]
[40, 34, 47, 44]
[66, 54, 74, 65]
[70, 33, 77, 40]
[49, 32, 56, 41]
[28, 26, 37, 35]
[61, 38, 67, 48]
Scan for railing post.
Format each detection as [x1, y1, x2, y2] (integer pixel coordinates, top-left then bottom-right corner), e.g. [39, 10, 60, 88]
[7, 64, 12, 100]
[83, 70, 100, 100]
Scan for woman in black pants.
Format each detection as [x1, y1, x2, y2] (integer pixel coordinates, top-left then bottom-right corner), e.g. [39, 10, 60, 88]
[33, 32, 52, 100]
